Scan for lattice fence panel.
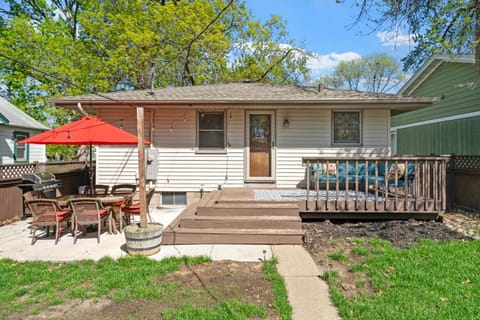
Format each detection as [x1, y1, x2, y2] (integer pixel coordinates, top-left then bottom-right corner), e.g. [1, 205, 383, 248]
[449, 155, 480, 170]
[0, 163, 37, 180]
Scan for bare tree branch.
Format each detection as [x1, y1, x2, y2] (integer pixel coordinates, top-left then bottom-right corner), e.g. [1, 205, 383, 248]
[254, 47, 299, 82]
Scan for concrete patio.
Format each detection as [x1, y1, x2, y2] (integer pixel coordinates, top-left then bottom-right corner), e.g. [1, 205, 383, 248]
[0, 206, 272, 262]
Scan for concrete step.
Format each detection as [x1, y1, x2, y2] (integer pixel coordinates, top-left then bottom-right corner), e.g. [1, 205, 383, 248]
[180, 215, 302, 229]
[162, 227, 304, 245]
[196, 202, 299, 216]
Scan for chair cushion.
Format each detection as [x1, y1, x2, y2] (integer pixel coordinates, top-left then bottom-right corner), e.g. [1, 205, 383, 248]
[99, 209, 109, 217]
[57, 211, 72, 219]
[122, 205, 141, 214]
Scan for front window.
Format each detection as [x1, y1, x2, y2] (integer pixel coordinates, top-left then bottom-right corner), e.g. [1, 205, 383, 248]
[332, 111, 361, 145]
[14, 131, 29, 162]
[198, 111, 225, 149]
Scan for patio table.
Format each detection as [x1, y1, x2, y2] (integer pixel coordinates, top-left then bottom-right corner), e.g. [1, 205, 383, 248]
[57, 194, 128, 233]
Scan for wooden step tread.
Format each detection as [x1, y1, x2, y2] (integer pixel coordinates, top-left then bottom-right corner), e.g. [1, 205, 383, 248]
[203, 203, 299, 209]
[186, 215, 301, 221]
[162, 230, 303, 245]
[173, 227, 304, 235]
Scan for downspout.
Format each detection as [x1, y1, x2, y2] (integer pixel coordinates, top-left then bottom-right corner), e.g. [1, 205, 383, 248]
[150, 109, 155, 149]
[148, 109, 155, 191]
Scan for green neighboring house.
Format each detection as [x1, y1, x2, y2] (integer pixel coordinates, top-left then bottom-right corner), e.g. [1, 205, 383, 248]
[392, 55, 480, 155]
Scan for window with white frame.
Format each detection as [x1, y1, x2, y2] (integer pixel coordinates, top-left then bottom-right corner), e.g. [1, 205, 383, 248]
[14, 131, 29, 162]
[332, 111, 361, 145]
[198, 111, 225, 149]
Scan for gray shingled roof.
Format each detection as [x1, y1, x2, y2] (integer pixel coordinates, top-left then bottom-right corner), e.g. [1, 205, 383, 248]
[53, 82, 435, 106]
[0, 97, 49, 130]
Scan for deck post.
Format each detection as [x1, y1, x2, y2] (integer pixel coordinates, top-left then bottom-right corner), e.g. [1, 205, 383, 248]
[305, 160, 310, 211]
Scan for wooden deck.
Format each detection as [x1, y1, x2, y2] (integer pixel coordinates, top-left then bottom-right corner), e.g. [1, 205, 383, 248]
[163, 156, 447, 245]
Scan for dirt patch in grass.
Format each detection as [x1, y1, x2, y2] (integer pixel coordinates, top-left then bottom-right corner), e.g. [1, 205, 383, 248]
[8, 261, 277, 320]
[304, 212, 479, 298]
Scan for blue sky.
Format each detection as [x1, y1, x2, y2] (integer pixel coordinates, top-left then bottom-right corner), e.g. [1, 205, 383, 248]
[244, 0, 414, 79]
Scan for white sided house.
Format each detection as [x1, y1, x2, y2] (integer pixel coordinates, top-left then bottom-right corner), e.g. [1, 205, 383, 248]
[53, 83, 434, 206]
[0, 97, 48, 164]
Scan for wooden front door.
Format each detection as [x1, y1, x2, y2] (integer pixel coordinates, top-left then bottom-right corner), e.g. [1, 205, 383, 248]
[247, 112, 274, 179]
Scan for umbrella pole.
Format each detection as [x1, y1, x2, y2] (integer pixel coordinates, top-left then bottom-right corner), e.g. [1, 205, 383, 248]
[89, 143, 94, 196]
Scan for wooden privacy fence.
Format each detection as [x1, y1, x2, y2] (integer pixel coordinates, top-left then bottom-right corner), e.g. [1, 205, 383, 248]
[447, 155, 480, 211]
[302, 156, 447, 215]
[0, 161, 89, 224]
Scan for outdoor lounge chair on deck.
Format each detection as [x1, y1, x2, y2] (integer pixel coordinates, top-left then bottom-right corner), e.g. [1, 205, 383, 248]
[310, 161, 416, 192]
[27, 199, 72, 245]
[68, 198, 113, 244]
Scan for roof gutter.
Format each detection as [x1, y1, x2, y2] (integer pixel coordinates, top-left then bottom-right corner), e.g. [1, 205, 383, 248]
[52, 97, 436, 107]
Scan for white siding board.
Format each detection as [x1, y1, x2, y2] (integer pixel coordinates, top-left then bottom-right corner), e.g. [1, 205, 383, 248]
[276, 109, 330, 147]
[29, 144, 47, 163]
[0, 127, 14, 164]
[94, 107, 391, 191]
[97, 108, 151, 141]
[363, 110, 389, 146]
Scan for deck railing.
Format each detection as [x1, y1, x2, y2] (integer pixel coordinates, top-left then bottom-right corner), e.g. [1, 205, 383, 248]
[302, 156, 448, 214]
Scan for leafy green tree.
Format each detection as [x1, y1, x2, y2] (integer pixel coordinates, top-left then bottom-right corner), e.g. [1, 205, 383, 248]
[0, 0, 309, 102]
[340, 0, 480, 72]
[317, 53, 406, 93]
[0, 0, 310, 159]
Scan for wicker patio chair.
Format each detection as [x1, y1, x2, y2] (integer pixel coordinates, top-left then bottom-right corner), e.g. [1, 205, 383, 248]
[111, 184, 137, 195]
[68, 198, 113, 244]
[83, 184, 109, 196]
[120, 187, 155, 228]
[27, 199, 72, 245]
[23, 191, 45, 217]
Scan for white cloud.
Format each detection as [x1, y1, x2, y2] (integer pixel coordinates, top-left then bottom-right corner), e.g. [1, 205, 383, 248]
[307, 52, 362, 78]
[377, 31, 414, 47]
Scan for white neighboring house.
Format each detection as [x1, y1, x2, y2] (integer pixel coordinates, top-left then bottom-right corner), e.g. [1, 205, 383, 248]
[52, 83, 434, 206]
[0, 97, 48, 164]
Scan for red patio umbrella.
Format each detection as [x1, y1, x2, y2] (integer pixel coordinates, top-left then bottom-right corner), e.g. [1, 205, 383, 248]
[19, 116, 151, 192]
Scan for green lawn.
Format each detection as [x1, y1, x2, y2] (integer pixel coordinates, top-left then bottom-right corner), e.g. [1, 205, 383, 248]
[0, 256, 291, 319]
[324, 239, 480, 320]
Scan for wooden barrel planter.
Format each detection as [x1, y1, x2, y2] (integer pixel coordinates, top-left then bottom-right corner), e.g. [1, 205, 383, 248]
[123, 222, 163, 256]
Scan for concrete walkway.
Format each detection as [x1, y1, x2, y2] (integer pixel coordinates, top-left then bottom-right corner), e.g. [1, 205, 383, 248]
[273, 245, 341, 320]
[0, 207, 340, 319]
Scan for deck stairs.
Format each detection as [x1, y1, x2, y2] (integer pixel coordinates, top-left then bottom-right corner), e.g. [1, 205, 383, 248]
[162, 190, 303, 245]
